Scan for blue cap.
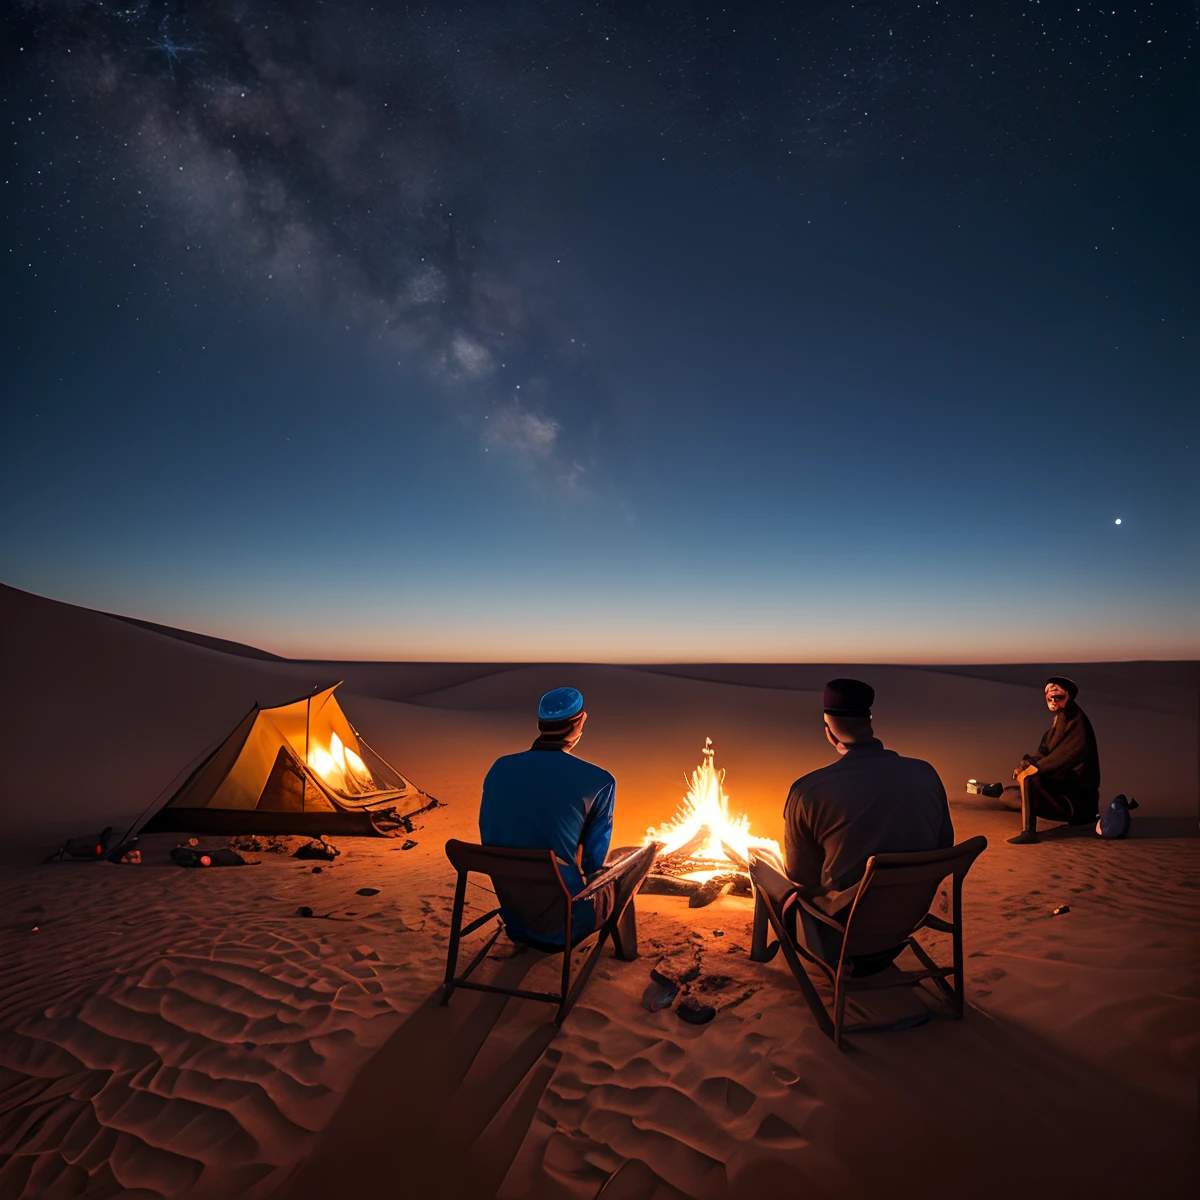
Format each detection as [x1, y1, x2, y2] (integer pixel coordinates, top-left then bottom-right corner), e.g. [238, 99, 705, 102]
[538, 687, 584, 722]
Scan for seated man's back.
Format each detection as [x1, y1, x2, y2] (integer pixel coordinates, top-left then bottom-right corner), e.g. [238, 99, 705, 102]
[785, 679, 953, 911]
[479, 687, 615, 945]
[481, 748, 615, 895]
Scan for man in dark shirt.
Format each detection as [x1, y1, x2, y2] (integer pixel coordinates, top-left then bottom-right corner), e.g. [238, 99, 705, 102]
[479, 686, 616, 945]
[783, 678, 954, 973]
[1008, 676, 1100, 844]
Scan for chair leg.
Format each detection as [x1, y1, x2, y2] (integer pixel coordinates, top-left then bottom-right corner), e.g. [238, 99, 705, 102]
[750, 888, 780, 962]
[908, 936, 956, 1007]
[607, 847, 656, 962]
[557, 933, 610, 1025]
[952, 877, 966, 1018]
[556, 901, 573, 1021]
[770, 913, 835, 1039]
[441, 871, 468, 1006]
[612, 901, 638, 961]
[833, 974, 849, 1050]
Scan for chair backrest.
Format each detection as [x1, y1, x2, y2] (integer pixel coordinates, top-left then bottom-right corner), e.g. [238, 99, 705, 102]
[842, 836, 987, 957]
[445, 839, 573, 939]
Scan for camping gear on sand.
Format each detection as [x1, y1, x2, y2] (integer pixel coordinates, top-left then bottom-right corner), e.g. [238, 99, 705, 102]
[105, 837, 140, 863]
[441, 841, 658, 1025]
[1097, 794, 1139, 840]
[42, 827, 115, 863]
[966, 780, 1005, 798]
[748, 836, 987, 1049]
[170, 846, 249, 868]
[141, 683, 430, 837]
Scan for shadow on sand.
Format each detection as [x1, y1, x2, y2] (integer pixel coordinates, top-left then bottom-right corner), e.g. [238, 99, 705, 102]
[268, 950, 560, 1200]
[269, 914, 1197, 1200]
[1038, 816, 1199, 841]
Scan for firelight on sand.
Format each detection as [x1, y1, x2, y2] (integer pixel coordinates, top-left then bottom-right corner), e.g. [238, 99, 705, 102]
[308, 731, 374, 793]
[644, 738, 781, 881]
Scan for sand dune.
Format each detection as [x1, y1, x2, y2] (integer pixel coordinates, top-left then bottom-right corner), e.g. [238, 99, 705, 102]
[1, 584, 1196, 1198]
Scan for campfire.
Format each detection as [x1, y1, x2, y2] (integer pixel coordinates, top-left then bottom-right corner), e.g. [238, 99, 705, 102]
[642, 738, 780, 907]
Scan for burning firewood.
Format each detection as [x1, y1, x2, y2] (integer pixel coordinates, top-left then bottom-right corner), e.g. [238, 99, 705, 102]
[719, 840, 749, 870]
[640, 874, 703, 897]
[687, 873, 742, 909]
[638, 739, 780, 906]
[652, 825, 712, 876]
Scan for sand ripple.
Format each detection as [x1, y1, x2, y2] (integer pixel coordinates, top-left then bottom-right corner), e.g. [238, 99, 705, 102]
[0, 844, 445, 1199]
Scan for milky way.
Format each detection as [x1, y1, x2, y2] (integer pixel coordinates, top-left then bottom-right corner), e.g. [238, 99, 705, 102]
[6, 0, 1190, 487]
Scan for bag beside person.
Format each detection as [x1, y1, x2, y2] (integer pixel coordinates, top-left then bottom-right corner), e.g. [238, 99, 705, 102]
[1096, 794, 1138, 840]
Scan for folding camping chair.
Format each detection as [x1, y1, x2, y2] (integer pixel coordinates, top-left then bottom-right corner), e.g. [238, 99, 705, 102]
[748, 836, 987, 1049]
[441, 840, 659, 1025]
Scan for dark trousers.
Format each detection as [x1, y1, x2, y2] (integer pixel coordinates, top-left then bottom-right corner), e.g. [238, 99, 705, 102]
[1020, 773, 1100, 834]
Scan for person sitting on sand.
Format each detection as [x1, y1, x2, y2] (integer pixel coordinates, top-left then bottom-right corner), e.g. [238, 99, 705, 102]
[780, 678, 954, 974]
[478, 686, 616, 946]
[1007, 676, 1100, 845]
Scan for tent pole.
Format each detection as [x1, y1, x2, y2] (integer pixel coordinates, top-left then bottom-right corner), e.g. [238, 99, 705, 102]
[303, 695, 311, 811]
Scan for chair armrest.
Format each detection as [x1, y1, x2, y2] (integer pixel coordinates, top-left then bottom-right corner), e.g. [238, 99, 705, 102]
[748, 846, 785, 873]
[575, 844, 656, 903]
[574, 872, 618, 904]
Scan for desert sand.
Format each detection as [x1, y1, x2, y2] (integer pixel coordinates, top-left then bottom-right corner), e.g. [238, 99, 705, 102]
[1, 582, 1197, 1198]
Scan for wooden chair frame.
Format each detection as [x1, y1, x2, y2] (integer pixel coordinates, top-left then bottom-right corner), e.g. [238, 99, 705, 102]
[749, 836, 987, 1049]
[441, 840, 659, 1025]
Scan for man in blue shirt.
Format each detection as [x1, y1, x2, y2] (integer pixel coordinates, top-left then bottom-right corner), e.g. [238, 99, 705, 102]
[479, 686, 616, 946]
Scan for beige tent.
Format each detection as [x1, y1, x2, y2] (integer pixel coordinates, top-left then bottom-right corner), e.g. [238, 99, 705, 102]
[143, 684, 429, 836]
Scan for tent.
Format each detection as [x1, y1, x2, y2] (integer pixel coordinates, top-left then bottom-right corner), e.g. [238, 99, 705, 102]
[142, 684, 430, 836]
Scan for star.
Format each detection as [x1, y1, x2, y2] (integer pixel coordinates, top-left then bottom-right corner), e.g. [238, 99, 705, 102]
[148, 20, 202, 78]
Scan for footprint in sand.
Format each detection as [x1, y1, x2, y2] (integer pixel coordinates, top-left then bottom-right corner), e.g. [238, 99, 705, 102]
[754, 1112, 806, 1147]
[697, 1075, 755, 1117]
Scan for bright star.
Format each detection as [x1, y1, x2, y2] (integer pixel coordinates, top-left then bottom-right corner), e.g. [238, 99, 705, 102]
[1114, 518, 1122, 525]
[149, 19, 202, 78]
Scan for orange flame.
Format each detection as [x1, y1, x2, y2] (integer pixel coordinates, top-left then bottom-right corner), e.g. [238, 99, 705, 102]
[308, 731, 375, 792]
[645, 738, 780, 880]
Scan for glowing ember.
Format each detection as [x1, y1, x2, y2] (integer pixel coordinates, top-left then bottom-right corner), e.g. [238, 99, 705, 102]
[308, 731, 375, 793]
[645, 738, 780, 881]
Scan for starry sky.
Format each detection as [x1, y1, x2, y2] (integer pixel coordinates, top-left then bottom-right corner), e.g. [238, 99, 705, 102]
[2, 1, 1197, 662]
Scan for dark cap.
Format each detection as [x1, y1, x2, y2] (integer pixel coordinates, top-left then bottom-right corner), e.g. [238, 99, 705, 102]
[823, 678, 874, 718]
[1044, 676, 1078, 701]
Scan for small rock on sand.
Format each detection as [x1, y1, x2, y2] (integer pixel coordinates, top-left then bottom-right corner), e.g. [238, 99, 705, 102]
[641, 969, 680, 1012]
[294, 839, 339, 861]
[356, 887, 380, 896]
[677, 998, 716, 1025]
[655, 960, 700, 986]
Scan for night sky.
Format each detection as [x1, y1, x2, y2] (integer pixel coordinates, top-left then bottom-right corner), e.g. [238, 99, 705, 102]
[2, 1, 1197, 661]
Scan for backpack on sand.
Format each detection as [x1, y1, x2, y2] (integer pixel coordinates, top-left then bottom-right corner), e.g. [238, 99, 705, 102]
[1096, 794, 1138, 840]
